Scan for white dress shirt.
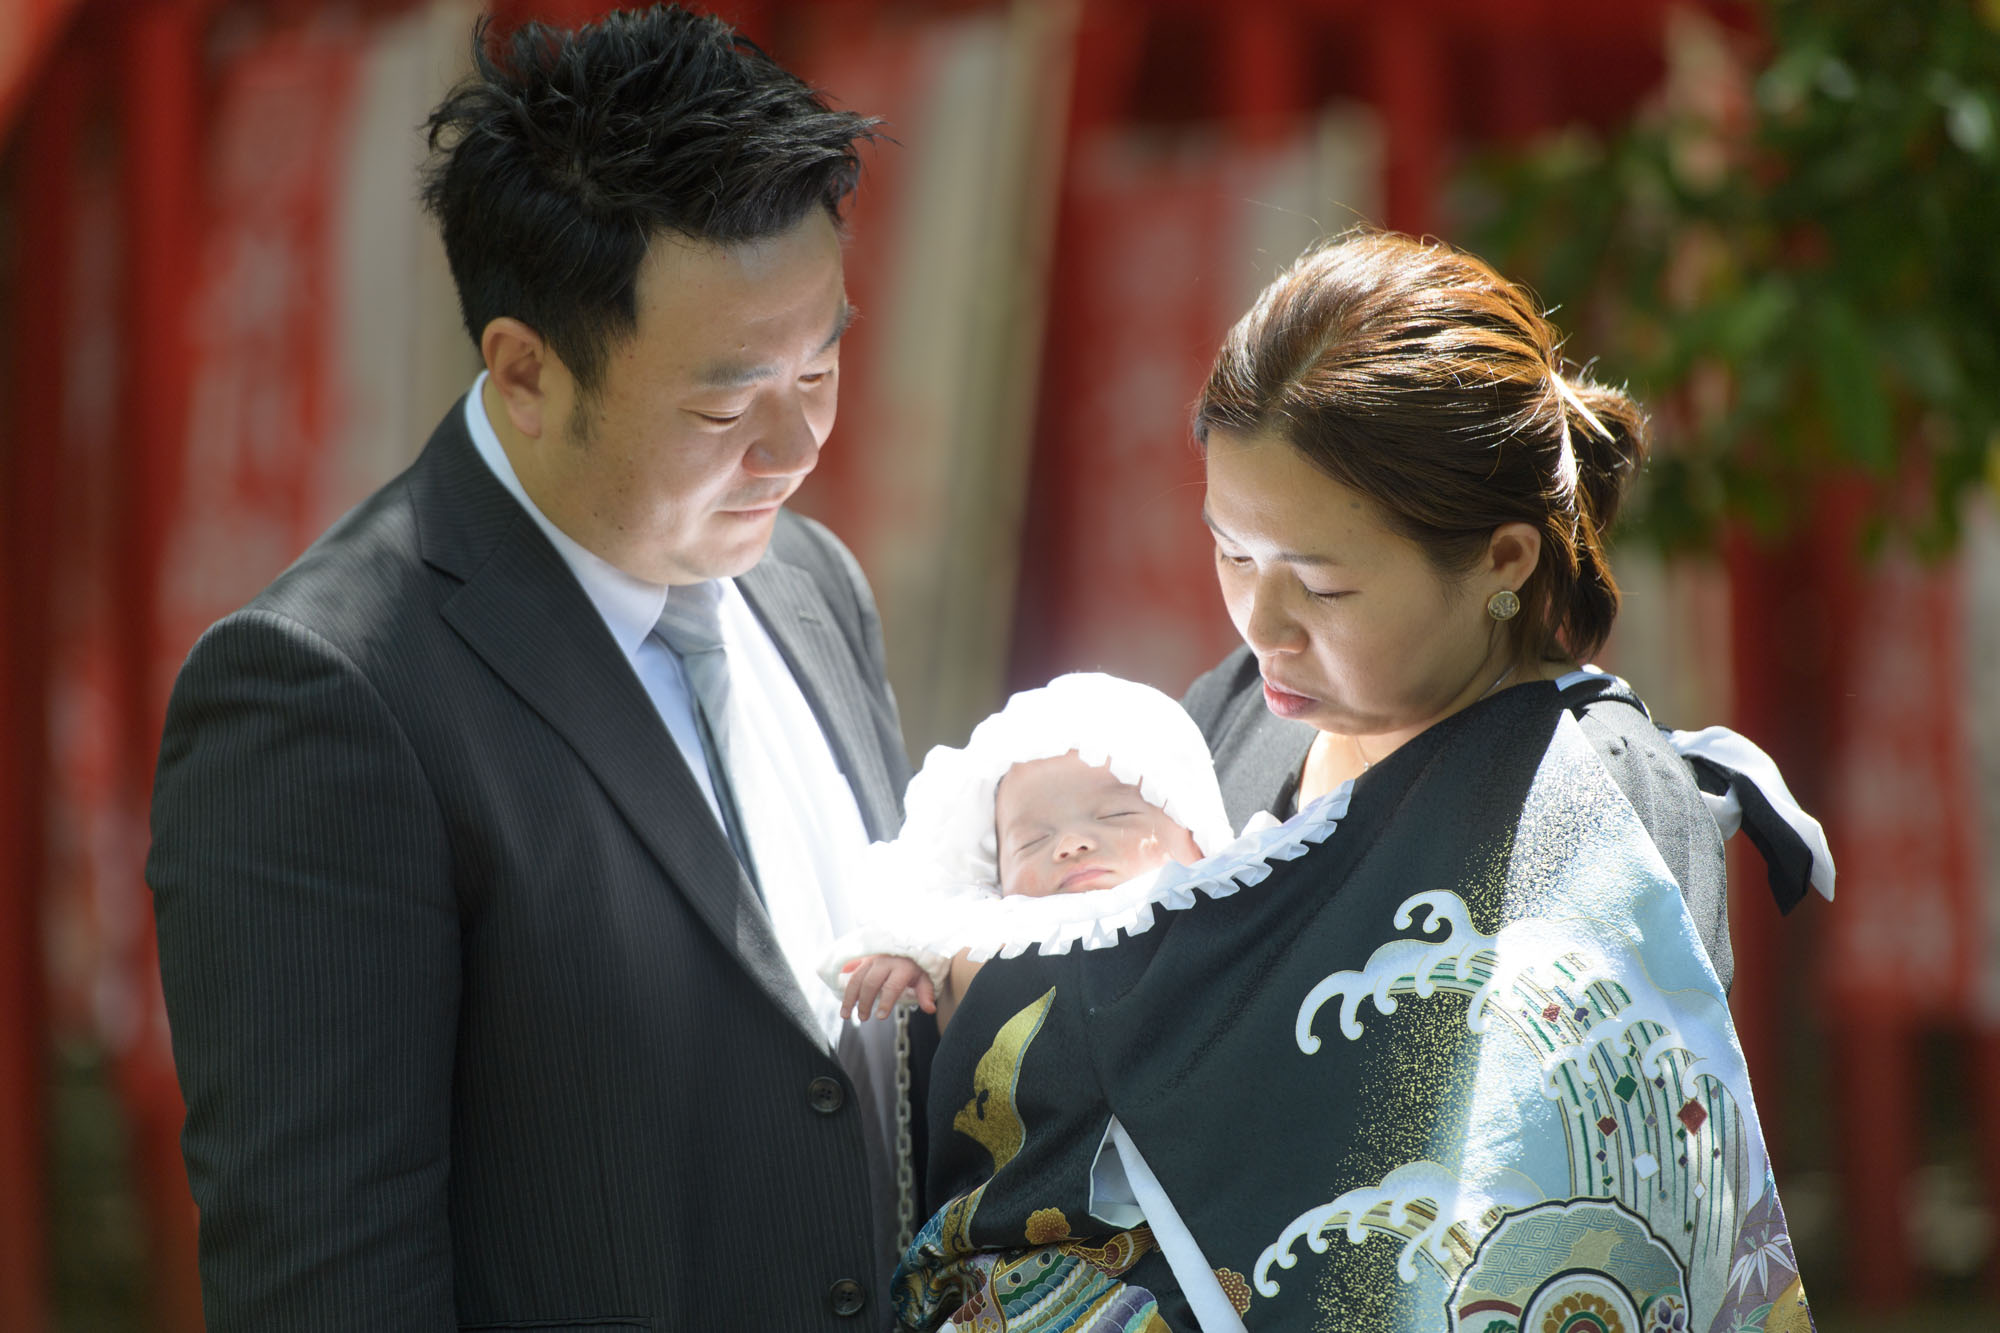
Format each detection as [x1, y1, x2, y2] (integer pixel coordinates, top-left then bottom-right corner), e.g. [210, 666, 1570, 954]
[461, 377, 899, 1156]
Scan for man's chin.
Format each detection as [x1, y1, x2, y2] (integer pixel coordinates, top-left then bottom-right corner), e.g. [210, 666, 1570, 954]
[698, 505, 784, 577]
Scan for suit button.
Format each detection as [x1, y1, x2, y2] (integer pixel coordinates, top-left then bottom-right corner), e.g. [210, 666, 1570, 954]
[829, 1277, 866, 1317]
[807, 1076, 845, 1115]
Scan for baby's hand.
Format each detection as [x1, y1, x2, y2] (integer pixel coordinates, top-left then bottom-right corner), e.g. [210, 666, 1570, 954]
[840, 954, 938, 1021]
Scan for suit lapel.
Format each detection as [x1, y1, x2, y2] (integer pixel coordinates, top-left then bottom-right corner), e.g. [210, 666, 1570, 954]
[417, 416, 831, 1054]
[737, 560, 902, 841]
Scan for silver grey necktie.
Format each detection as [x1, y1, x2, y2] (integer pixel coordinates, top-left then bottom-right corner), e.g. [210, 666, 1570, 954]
[653, 581, 759, 888]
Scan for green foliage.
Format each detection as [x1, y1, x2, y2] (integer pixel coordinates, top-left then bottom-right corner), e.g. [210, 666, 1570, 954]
[1461, 0, 2000, 555]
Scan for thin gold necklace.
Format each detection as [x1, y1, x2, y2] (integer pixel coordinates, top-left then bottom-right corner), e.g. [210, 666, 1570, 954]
[1477, 660, 1519, 701]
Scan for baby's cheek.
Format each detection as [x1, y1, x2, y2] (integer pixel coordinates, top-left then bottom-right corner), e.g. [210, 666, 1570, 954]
[1154, 821, 1203, 865]
[1126, 833, 1170, 872]
[1001, 867, 1053, 898]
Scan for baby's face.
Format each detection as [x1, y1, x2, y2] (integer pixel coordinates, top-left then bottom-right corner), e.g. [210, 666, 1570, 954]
[994, 752, 1203, 898]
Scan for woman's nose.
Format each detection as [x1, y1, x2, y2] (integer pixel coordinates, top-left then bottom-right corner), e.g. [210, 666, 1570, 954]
[1241, 577, 1304, 655]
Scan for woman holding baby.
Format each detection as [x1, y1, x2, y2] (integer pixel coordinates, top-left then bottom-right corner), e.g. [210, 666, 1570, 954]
[868, 229, 1825, 1333]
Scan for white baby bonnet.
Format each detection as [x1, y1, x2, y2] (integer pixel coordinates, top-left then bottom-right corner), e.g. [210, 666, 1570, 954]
[817, 672, 1241, 991]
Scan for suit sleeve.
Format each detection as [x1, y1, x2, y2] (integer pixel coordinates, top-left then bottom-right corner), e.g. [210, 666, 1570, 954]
[147, 610, 458, 1332]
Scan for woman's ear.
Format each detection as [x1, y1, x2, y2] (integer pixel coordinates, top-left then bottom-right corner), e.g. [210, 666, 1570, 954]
[1485, 522, 1542, 594]
[480, 316, 551, 440]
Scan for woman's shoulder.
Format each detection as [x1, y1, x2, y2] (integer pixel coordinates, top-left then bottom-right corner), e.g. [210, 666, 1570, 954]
[1556, 672, 1712, 823]
[1556, 670, 1735, 991]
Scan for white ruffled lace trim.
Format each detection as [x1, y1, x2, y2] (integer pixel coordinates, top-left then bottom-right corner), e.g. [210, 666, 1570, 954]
[818, 786, 1352, 993]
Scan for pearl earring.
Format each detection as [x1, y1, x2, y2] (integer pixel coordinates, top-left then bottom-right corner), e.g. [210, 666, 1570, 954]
[1487, 589, 1521, 621]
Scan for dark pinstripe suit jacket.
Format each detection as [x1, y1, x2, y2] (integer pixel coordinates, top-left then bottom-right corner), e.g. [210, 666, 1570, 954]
[148, 401, 916, 1332]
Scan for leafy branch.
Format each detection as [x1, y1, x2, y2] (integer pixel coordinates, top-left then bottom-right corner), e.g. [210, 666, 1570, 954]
[1461, 0, 2000, 555]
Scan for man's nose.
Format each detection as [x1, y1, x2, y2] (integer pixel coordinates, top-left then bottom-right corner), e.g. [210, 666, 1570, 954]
[742, 392, 821, 479]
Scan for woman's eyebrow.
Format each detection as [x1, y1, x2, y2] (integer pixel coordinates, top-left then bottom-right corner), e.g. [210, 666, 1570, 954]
[1200, 508, 1344, 567]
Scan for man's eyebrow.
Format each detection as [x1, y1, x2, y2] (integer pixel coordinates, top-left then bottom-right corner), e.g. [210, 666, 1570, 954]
[817, 300, 855, 355]
[692, 301, 854, 390]
[1200, 507, 1343, 567]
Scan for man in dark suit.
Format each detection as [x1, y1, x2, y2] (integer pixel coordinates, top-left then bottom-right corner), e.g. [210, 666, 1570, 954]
[147, 9, 918, 1330]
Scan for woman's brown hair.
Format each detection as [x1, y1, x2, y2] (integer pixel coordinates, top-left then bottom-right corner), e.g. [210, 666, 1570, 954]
[1194, 228, 1648, 662]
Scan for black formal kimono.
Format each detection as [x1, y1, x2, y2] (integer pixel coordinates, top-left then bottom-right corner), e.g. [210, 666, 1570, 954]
[893, 675, 1814, 1333]
[1183, 646, 1739, 996]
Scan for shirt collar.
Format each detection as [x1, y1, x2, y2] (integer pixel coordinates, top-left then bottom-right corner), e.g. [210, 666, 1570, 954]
[462, 372, 671, 659]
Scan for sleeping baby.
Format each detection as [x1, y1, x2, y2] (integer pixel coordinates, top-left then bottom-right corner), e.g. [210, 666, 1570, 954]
[819, 672, 1246, 1030]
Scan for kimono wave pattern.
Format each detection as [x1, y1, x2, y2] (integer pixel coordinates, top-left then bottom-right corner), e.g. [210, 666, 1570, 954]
[896, 681, 1814, 1333]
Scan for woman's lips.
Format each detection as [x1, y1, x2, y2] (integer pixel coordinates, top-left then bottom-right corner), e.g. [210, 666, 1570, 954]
[1262, 678, 1318, 719]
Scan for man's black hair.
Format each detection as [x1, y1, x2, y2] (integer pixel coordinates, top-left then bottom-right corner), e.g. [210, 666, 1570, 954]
[421, 5, 879, 392]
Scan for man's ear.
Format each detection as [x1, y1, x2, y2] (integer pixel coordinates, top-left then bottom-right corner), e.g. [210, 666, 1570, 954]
[1485, 521, 1542, 596]
[481, 317, 550, 440]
